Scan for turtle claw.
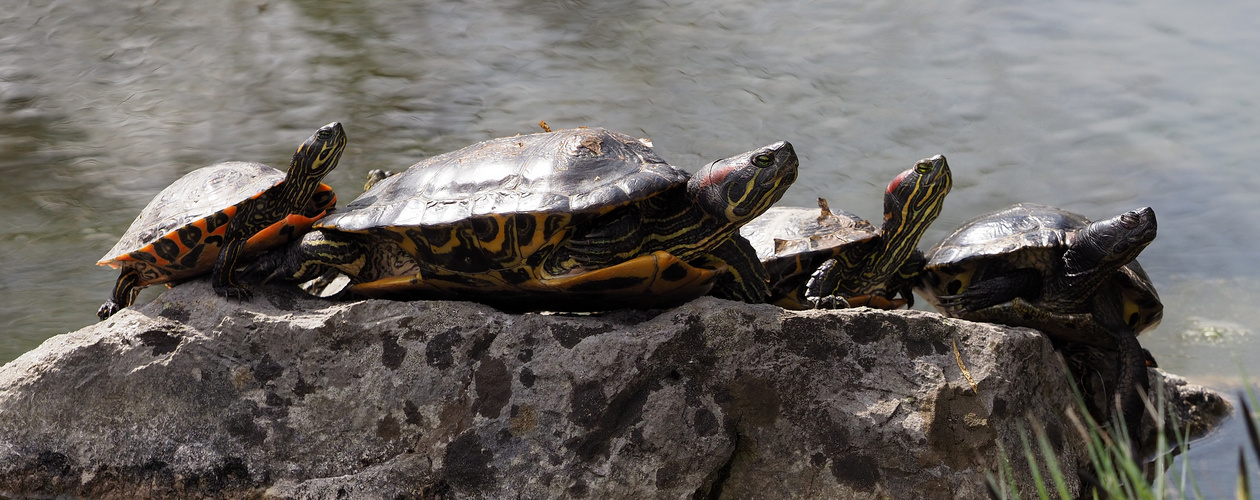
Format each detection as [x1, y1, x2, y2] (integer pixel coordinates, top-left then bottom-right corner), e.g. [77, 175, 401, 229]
[214, 283, 253, 302]
[936, 289, 1014, 314]
[809, 295, 852, 310]
[935, 293, 964, 308]
[932, 293, 972, 316]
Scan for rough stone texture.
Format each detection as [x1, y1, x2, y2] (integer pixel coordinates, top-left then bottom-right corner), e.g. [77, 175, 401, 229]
[0, 280, 1229, 499]
[1143, 371, 1233, 450]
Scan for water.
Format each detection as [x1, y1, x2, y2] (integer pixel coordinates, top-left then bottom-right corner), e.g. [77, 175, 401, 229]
[3, 0, 1258, 488]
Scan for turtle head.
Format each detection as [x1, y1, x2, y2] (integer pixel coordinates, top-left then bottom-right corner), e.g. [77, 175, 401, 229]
[687, 141, 798, 225]
[826, 154, 951, 297]
[363, 169, 395, 192]
[288, 122, 348, 183]
[883, 154, 952, 234]
[1063, 206, 1157, 276]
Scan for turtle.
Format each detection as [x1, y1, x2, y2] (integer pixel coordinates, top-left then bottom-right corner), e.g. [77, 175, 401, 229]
[96, 122, 347, 320]
[254, 127, 798, 311]
[914, 203, 1161, 442]
[741, 154, 952, 310]
[363, 169, 392, 192]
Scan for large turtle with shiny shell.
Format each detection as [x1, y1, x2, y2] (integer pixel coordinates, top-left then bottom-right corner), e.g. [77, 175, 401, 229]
[742, 155, 951, 309]
[96, 122, 347, 319]
[257, 127, 797, 311]
[915, 203, 1160, 443]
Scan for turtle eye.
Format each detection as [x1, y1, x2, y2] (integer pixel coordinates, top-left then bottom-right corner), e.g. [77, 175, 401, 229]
[753, 154, 774, 168]
[915, 160, 932, 174]
[317, 129, 332, 140]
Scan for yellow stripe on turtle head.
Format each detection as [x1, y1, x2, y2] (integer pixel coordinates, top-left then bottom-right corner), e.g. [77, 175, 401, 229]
[289, 122, 347, 183]
[688, 141, 799, 225]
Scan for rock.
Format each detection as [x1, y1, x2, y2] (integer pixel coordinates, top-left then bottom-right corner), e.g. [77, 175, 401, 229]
[0, 280, 1228, 499]
[1145, 371, 1233, 447]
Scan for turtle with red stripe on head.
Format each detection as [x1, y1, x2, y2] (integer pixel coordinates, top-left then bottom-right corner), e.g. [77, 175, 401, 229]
[251, 127, 797, 311]
[739, 155, 953, 309]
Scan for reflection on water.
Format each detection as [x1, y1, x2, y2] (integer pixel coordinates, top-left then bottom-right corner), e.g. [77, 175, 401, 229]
[1170, 391, 1254, 499]
[2, 0, 1259, 487]
[1143, 277, 1260, 379]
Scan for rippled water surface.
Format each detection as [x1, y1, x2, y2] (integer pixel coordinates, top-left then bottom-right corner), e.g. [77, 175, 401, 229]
[3, 0, 1258, 489]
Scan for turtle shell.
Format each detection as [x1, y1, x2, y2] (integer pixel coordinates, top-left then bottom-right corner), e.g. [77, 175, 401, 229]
[741, 201, 879, 294]
[318, 128, 690, 273]
[925, 203, 1087, 270]
[98, 161, 336, 283]
[325, 128, 687, 230]
[923, 202, 1161, 334]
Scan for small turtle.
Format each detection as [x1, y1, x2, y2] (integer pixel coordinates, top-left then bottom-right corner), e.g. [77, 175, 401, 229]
[916, 203, 1160, 442]
[363, 169, 392, 192]
[742, 155, 951, 309]
[256, 127, 797, 311]
[96, 122, 347, 319]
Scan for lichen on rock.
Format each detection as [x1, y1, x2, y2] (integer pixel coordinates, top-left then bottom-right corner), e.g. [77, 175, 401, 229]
[0, 280, 1230, 499]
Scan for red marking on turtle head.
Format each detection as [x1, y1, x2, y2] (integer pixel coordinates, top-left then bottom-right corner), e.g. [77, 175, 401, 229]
[886, 169, 912, 195]
[696, 163, 735, 191]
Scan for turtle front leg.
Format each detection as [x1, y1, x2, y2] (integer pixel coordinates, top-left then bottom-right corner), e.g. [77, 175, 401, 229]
[212, 238, 253, 301]
[889, 251, 927, 309]
[803, 265, 905, 309]
[803, 258, 850, 309]
[244, 229, 373, 292]
[1111, 325, 1150, 455]
[98, 268, 142, 320]
[1089, 284, 1152, 453]
[247, 232, 330, 285]
[705, 235, 770, 304]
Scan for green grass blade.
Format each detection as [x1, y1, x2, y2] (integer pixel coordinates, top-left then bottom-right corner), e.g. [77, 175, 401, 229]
[1019, 426, 1053, 500]
[1242, 396, 1260, 477]
[1239, 447, 1251, 500]
[987, 440, 1019, 500]
[1031, 419, 1073, 499]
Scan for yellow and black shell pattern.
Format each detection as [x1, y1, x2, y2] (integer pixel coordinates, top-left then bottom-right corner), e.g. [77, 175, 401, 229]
[317, 127, 690, 276]
[97, 161, 336, 286]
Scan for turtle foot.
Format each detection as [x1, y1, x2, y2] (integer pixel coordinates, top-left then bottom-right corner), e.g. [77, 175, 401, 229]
[930, 294, 970, 317]
[935, 293, 965, 308]
[97, 301, 122, 321]
[214, 284, 253, 302]
[809, 295, 852, 310]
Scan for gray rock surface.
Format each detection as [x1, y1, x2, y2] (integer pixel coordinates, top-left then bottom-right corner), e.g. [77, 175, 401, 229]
[0, 280, 1229, 499]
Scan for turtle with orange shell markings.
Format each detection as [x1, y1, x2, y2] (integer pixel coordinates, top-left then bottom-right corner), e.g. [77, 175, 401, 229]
[96, 122, 346, 319]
